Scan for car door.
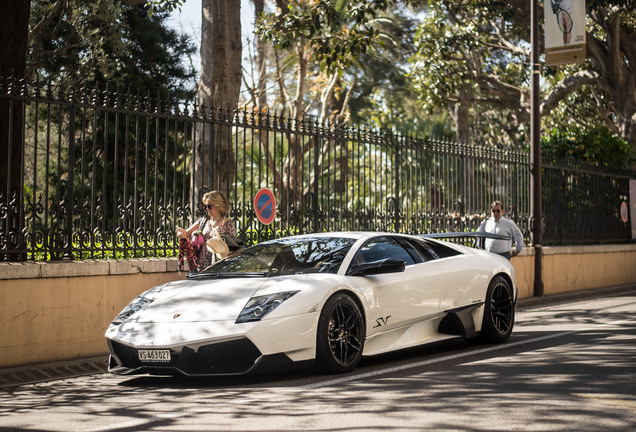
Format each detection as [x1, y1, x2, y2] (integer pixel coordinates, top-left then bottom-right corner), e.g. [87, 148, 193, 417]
[419, 238, 491, 310]
[347, 236, 441, 336]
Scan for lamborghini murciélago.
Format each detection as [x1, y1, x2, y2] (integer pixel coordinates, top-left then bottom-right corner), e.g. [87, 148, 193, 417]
[105, 232, 517, 376]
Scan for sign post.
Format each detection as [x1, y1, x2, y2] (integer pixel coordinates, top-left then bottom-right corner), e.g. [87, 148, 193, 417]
[530, 0, 586, 297]
[531, 0, 543, 297]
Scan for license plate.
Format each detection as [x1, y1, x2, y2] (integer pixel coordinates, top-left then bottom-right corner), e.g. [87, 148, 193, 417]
[138, 349, 171, 363]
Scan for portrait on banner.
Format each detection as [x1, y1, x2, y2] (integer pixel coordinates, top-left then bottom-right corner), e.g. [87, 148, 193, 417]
[544, 0, 586, 65]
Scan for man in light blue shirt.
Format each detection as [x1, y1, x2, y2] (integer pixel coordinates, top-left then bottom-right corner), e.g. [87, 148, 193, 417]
[477, 200, 524, 260]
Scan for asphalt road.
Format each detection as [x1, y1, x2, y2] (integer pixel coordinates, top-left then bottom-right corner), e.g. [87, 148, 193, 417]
[1, 287, 635, 432]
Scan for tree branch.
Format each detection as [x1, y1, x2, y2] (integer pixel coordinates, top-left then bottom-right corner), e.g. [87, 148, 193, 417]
[485, 19, 529, 57]
[122, 0, 147, 6]
[273, 46, 290, 111]
[319, 73, 339, 122]
[541, 70, 601, 114]
[590, 86, 620, 134]
[293, 39, 306, 119]
[27, 0, 66, 45]
[337, 74, 357, 123]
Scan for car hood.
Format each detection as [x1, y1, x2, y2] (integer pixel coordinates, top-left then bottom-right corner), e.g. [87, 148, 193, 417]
[121, 273, 338, 324]
[125, 277, 268, 324]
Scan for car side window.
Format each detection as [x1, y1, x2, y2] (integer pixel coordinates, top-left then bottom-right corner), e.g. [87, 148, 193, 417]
[353, 237, 416, 266]
[400, 238, 435, 262]
[419, 239, 462, 259]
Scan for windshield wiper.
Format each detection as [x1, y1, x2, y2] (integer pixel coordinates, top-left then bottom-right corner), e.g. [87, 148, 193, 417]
[188, 271, 268, 280]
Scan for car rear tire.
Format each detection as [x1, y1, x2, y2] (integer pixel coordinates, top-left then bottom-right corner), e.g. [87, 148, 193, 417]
[315, 292, 365, 373]
[478, 275, 515, 343]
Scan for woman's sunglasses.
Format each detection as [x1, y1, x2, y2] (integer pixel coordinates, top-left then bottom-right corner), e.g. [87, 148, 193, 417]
[205, 204, 213, 210]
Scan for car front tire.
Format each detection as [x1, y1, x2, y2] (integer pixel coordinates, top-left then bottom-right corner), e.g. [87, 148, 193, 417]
[315, 292, 365, 373]
[478, 275, 515, 343]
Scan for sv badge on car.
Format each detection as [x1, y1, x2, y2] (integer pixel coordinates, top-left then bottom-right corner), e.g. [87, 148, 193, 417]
[373, 316, 392, 328]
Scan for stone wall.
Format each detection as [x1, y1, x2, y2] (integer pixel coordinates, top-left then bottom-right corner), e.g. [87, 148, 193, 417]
[0, 259, 182, 368]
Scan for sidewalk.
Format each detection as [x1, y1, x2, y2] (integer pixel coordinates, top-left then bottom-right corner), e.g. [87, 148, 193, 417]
[0, 355, 107, 389]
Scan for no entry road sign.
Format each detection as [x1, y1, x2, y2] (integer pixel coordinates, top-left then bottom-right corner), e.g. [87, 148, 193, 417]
[254, 188, 276, 225]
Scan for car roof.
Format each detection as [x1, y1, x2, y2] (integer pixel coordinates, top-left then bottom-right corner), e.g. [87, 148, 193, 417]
[275, 231, 404, 242]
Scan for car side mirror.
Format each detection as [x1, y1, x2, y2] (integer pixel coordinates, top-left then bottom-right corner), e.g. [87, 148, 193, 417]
[347, 258, 406, 276]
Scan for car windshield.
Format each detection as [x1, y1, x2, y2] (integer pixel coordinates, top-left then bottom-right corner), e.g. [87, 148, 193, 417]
[198, 236, 355, 277]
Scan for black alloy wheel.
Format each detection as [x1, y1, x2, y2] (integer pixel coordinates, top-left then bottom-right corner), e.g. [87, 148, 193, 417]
[479, 275, 515, 343]
[315, 292, 365, 373]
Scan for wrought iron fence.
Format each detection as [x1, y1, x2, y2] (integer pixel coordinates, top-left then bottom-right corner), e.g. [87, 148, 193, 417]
[542, 160, 634, 244]
[0, 77, 634, 261]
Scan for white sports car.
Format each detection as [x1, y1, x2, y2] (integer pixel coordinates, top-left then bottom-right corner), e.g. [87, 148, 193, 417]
[106, 232, 517, 376]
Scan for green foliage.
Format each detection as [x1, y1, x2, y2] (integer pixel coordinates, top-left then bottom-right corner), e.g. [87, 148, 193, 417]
[542, 126, 635, 168]
[407, 1, 532, 147]
[25, 229, 181, 261]
[407, 0, 636, 153]
[344, 5, 453, 137]
[258, 0, 417, 75]
[587, 0, 635, 9]
[30, 0, 126, 80]
[116, 6, 198, 99]
[29, 0, 197, 98]
[23, 2, 198, 252]
[146, 0, 186, 15]
[410, 2, 523, 105]
[253, 1, 445, 135]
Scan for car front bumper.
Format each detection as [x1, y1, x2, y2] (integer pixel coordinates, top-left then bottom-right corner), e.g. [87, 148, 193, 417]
[105, 311, 320, 376]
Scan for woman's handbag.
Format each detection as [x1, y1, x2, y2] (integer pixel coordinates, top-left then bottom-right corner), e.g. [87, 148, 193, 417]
[221, 235, 245, 252]
[178, 238, 198, 274]
[190, 230, 204, 248]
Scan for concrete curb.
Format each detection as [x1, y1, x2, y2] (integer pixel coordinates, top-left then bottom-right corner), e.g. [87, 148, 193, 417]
[517, 283, 636, 310]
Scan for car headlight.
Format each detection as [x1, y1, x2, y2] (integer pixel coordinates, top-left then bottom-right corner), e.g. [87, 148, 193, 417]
[236, 291, 299, 323]
[111, 295, 153, 326]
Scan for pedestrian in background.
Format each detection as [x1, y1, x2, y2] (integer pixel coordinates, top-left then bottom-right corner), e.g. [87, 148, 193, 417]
[477, 200, 524, 260]
[176, 190, 237, 274]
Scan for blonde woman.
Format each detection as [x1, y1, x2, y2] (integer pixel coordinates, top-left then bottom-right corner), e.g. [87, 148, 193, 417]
[176, 190, 237, 273]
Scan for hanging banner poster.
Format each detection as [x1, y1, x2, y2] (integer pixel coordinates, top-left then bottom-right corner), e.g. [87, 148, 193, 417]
[544, 0, 586, 66]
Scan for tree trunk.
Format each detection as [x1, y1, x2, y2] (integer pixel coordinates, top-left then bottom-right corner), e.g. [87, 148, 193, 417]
[449, 95, 470, 145]
[253, 0, 267, 109]
[0, 0, 30, 261]
[194, 0, 242, 202]
[448, 94, 477, 214]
